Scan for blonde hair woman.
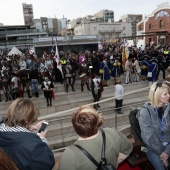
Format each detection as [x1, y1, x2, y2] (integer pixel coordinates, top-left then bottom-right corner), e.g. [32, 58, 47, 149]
[139, 82, 170, 170]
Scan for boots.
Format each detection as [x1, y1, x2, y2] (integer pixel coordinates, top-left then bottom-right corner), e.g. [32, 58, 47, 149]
[27, 90, 32, 98]
[46, 98, 49, 106]
[65, 84, 69, 93]
[5, 93, 8, 102]
[97, 104, 100, 108]
[86, 83, 91, 91]
[81, 83, 84, 92]
[49, 98, 52, 106]
[71, 84, 75, 92]
[93, 105, 98, 110]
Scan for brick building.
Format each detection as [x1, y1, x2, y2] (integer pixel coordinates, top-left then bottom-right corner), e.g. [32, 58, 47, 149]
[137, 2, 170, 45]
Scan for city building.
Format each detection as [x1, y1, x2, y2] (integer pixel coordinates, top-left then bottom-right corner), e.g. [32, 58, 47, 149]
[33, 17, 58, 34]
[0, 25, 48, 52]
[120, 14, 142, 36]
[137, 2, 170, 45]
[57, 17, 68, 36]
[94, 9, 114, 22]
[22, 3, 34, 25]
[0, 23, 3, 26]
[74, 19, 132, 42]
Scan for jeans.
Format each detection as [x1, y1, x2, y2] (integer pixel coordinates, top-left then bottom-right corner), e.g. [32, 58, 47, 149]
[146, 148, 166, 170]
[115, 99, 123, 112]
[31, 79, 38, 94]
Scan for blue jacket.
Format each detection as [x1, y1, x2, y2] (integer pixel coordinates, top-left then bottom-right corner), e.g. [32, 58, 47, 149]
[139, 102, 170, 155]
[0, 131, 55, 170]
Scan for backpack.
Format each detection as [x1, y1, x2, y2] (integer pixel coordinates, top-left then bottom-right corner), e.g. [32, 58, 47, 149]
[128, 107, 151, 145]
[75, 128, 116, 170]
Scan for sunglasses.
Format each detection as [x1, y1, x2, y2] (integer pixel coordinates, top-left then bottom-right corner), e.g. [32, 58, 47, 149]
[154, 82, 162, 92]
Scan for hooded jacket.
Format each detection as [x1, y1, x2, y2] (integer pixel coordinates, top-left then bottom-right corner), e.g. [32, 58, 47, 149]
[0, 123, 55, 170]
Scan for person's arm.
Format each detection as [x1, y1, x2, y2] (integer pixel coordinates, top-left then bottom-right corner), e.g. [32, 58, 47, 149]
[30, 140, 55, 170]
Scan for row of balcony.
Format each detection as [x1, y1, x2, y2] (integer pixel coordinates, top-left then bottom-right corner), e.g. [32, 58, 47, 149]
[0, 29, 47, 35]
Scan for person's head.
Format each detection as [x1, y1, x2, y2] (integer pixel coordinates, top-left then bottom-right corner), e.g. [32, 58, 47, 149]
[44, 77, 49, 82]
[116, 79, 121, 84]
[0, 149, 18, 170]
[72, 105, 103, 138]
[4, 98, 39, 128]
[149, 82, 170, 107]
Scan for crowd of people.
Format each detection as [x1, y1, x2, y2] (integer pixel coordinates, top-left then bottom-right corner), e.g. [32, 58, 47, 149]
[0, 43, 169, 107]
[0, 42, 170, 169]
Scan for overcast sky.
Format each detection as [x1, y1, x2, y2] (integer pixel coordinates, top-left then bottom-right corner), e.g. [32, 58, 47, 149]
[0, 0, 169, 25]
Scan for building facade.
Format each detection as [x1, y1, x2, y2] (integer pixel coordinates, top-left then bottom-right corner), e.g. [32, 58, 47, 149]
[33, 17, 58, 34]
[137, 2, 170, 45]
[120, 14, 142, 36]
[22, 3, 34, 25]
[74, 20, 132, 42]
[94, 9, 114, 22]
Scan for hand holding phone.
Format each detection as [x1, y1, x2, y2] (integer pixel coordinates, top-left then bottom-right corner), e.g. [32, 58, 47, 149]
[37, 121, 48, 134]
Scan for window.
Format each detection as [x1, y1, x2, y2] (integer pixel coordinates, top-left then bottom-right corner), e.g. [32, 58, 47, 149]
[94, 27, 97, 31]
[160, 20, 165, 28]
[149, 23, 152, 30]
[139, 25, 142, 31]
[123, 27, 125, 30]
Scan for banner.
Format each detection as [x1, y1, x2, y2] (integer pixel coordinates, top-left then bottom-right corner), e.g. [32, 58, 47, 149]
[55, 40, 63, 78]
[122, 46, 128, 69]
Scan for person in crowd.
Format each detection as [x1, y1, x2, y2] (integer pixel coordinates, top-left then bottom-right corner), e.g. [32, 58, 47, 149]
[64, 60, 75, 93]
[110, 57, 121, 85]
[91, 51, 100, 75]
[29, 66, 39, 97]
[91, 73, 103, 109]
[0, 98, 55, 170]
[141, 55, 150, 81]
[19, 56, 26, 70]
[0, 148, 18, 170]
[79, 59, 91, 91]
[147, 58, 158, 87]
[59, 105, 133, 170]
[11, 73, 20, 100]
[125, 57, 132, 84]
[78, 52, 86, 65]
[139, 82, 170, 170]
[157, 52, 166, 80]
[41, 77, 54, 106]
[100, 57, 110, 87]
[114, 79, 125, 114]
[132, 56, 141, 82]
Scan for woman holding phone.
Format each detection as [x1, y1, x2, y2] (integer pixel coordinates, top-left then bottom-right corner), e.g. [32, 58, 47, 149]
[0, 98, 55, 170]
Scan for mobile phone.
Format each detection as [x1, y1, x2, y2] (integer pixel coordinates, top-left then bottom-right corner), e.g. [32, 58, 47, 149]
[37, 121, 48, 134]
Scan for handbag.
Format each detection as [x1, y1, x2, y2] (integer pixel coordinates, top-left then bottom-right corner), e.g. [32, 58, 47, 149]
[147, 72, 152, 77]
[75, 128, 116, 170]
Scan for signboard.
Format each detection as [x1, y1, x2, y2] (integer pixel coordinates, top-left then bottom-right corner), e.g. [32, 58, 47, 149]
[73, 35, 96, 40]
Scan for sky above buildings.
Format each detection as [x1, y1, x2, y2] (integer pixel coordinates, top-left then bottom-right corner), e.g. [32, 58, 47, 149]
[0, 0, 169, 25]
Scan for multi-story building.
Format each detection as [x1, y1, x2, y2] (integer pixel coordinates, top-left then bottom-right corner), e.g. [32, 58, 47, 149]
[58, 17, 68, 36]
[33, 17, 58, 34]
[137, 2, 170, 45]
[74, 19, 132, 42]
[94, 9, 114, 22]
[0, 25, 48, 52]
[22, 3, 34, 25]
[0, 23, 3, 26]
[120, 14, 142, 36]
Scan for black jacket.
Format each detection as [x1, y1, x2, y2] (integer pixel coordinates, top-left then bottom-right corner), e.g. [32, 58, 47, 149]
[0, 131, 55, 170]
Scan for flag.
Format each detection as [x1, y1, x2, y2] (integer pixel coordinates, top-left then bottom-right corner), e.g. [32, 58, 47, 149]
[29, 47, 34, 55]
[55, 39, 60, 58]
[55, 40, 64, 78]
[122, 46, 128, 69]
